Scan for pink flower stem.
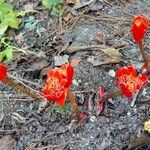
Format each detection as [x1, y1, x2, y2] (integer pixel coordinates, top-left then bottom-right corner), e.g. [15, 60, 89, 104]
[139, 42, 149, 69]
[67, 90, 81, 122]
[103, 89, 123, 101]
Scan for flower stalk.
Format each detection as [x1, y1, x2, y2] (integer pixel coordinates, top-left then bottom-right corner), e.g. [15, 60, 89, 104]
[67, 90, 81, 122]
[2, 74, 41, 101]
[139, 42, 149, 69]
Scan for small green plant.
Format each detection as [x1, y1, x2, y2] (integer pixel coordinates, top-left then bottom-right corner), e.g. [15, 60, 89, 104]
[0, 0, 21, 36]
[42, 0, 64, 16]
[53, 104, 70, 115]
[0, 37, 13, 63]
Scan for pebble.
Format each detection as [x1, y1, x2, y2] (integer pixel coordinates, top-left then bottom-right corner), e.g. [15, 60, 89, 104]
[108, 69, 115, 77]
[54, 55, 69, 66]
[90, 116, 97, 123]
[73, 79, 79, 87]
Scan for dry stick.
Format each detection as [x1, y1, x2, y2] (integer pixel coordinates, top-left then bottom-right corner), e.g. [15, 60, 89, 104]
[67, 90, 81, 122]
[2, 75, 42, 102]
[139, 42, 149, 69]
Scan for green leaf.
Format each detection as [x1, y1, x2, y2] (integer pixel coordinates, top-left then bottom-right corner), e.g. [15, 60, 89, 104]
[0, 1, 20, 36]
[0, 23, 8, 36]
[53, 103, 70, 115]
[42, 0, 64, 16]
[0, 46, 13, 63]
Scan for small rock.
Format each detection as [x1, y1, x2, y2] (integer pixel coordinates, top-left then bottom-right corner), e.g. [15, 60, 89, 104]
[91, 1, 103, 11]
[54, 55, 69, 66]
[108, 69, 115, 77]
[90, 116, 96, 123]
[73, 79, 79, 87]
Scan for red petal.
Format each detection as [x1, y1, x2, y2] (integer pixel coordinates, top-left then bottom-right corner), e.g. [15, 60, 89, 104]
[40, 92, 57, 101]
[60, 79, 67, 86]
[56, 89, 67, 106]
[127, 66, 137, 77]
[66, 64, 74, 88]
[136, 74, 148, 90]
[118, 82, 134, 97]
[116, 66, 137, 79]
[0, 63, 7, 80]
[132, 15, 148, 43]
[116, 67, 128, 78]
[48, 69, 60, 79]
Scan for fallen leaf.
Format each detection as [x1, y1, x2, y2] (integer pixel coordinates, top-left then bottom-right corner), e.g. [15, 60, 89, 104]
[66, 45, 123, 62]
[128, 132, 150, 150]
[73, 0, 95, 9]
[0, 135, 15, 150]
[97, 86, 105, 115]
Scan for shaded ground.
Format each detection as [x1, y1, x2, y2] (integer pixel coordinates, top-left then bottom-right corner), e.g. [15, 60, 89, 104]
[0, 0, 150, 150]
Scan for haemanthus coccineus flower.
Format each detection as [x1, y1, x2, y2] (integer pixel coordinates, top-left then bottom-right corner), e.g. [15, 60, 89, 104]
[41, 64, 74, 106]
[131, 15, 148, 43]
[116, 66, 148, 97]
[0, 63, 7, 80]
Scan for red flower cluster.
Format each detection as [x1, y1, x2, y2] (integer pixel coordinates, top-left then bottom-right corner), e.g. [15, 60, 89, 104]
[116, 66, 148, 97]
[41, 64, 74, 106]
[132, 15, 148, 43]
[0, 63, 7, 80]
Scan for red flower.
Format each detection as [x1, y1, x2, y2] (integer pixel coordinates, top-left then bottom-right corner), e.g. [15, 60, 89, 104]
[131, 15, 148, 43]
[116, 66, 148, 97]
[41, 64, 74, 106]
[0, 63, 7, 80]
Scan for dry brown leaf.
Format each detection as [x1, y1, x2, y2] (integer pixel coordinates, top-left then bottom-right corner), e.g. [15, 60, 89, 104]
[73, 0, 95, 9]
[0, 135, 15, 150]
[70, 59, 81, 66]
[66, 45, 123, 62]
[127, 132, 150, 150]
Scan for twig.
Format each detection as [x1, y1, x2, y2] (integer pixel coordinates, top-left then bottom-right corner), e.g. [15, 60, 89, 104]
[35, 140, 78, 150]
[1, 74, 44, 102]
[139, 42, 149, 69]
[66, 45, 123, 62]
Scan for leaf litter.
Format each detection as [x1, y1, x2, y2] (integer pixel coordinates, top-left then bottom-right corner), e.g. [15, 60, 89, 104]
[0, 0, 150, 150]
